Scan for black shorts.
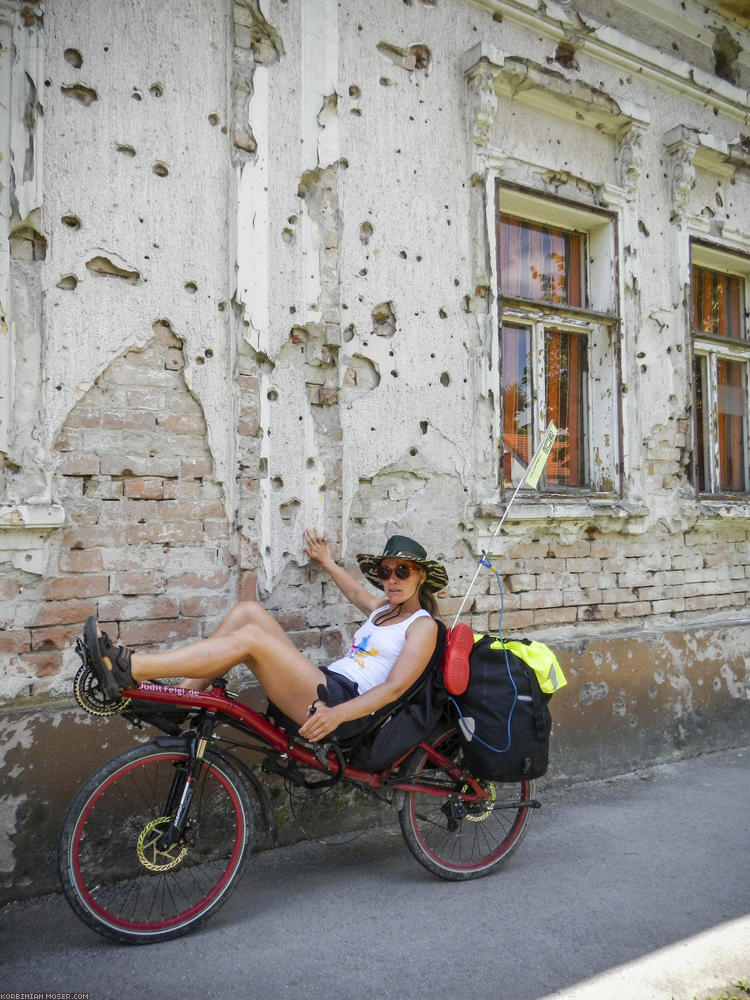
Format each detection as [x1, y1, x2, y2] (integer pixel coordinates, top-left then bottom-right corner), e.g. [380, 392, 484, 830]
[320, 666, 371, 741]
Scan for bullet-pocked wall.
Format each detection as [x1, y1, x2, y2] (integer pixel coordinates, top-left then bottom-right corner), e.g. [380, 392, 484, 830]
[1, 0, 749, 901]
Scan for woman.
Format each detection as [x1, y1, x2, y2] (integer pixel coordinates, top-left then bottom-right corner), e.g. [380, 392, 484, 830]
[82, 532, 448, 744]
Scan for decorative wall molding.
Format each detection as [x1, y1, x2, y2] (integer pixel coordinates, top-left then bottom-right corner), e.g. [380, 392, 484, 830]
[664, 124, 750, 221]
[666, 136, 698, 221]
[465, 56, 500, 151]
[616, 122, 648, 196]
[0, 503, 65, 575]
[462, 43, 650, 154]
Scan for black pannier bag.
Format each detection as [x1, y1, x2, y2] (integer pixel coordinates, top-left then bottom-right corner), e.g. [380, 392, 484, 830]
[454, 634, 552, 782]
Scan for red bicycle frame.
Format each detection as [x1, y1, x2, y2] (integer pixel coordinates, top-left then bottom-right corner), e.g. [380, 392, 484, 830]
[127, 680, 489, 803]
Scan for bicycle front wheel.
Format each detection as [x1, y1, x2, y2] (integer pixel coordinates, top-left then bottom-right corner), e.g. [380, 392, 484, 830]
[399, 727, 535, 881]
[59, 743, 253, 944]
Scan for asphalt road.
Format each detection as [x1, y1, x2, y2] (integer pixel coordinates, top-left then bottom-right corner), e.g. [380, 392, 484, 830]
[1, 746, 748, 1000]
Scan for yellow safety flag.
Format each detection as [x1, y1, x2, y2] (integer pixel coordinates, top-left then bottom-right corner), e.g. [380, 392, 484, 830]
[523, 422, 558, 489]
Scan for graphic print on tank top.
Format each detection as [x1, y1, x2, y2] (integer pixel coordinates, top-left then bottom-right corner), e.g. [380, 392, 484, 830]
[347, 633, 379, 670]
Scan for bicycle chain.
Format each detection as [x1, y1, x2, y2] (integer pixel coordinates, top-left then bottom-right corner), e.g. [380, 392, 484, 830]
[73, 661, 130, 717]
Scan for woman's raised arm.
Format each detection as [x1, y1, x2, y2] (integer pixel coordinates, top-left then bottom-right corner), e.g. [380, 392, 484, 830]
[304, 529, 381, 616]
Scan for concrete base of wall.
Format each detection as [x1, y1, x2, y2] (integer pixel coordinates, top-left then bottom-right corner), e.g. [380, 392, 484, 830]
[2, 620, 748, 905]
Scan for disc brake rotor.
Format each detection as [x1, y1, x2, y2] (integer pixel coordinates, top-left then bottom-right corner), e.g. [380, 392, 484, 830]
[461, 781, 497, 822]
[136, 817, 188, 872]
[73, 662, 130, 717]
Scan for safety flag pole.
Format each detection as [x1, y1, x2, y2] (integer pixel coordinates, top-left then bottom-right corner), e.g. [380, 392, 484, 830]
[451, 421, 558, 630]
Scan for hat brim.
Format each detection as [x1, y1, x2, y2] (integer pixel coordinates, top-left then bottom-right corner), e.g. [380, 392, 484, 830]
[356, 553, 449, 593]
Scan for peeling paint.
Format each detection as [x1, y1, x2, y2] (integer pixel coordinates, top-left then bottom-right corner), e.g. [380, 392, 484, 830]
[580, 680, 610, 705]
[0, 794, 26, 874]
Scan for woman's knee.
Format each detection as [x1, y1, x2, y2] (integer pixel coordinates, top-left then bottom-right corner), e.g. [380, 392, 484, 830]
[229, 621, 261, 660]
[226, 599, 267, 629]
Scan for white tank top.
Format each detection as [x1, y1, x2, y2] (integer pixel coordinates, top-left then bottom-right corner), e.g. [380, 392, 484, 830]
[327, 606, 432, 694]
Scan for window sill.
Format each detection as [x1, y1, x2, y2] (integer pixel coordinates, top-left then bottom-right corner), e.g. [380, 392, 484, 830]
[473, 494, 750, 539]
[692, 497, 750, 520]
[474, 496, 647, 525]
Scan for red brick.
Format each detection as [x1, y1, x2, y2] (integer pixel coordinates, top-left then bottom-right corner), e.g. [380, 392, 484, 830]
[98, 595, 180, 621]
[0, 628, 31, 654]
[0, 579, 21, 600]
[63, 526, 126, 549]
[100, 456, 181, 478]
[289, 629, 323, 650]
[162, 480, 200, 500]
[199, 500, 226, 520]
[110, 572, 166, 595]
[124, 478, 165, 500]
[100, 412, 156, 431]
[152, 321, 182, 347]
[63, 409, 101, 429]
[58, 550, 104, 573]
[67, 505, 100, 526]
[203, 520, 230, 541]
[18, 599, 97, 627]
[21, 651, 63, 677]
[171, 569, 232, 590]
[181, 457, 212, 478]
[578, 604, 618, 622]
[156, 501, 203, 521]
[181, 595, 229, 617]
[508, 542, 550, 559]
[684, 595, 716, 611]
[534, 606, 577, 625]
[240, 572, 258, 602]
[119, 617, 202, 646]
[125, 522, 204, 545]
[238, 419, 260, 437]
[492, 610, 534, 631]
[238, 374, 259, 392]
[54, 428, 82, 452]
[30, 624, 81, 651]
[41, 576, 110, 601]
[520, 590, 563, 610]
[323, 628, 344, 657]
[156, 414, 206, 435]
[277, 611, 307, 630]
[468, 613, 489, 632]
[56, 455, 101, 476]
[615, 601, 652, 618]
[84, 480, 124, 500]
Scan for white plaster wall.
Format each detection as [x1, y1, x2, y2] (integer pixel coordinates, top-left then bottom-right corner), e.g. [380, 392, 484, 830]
[41, 0, 234, 502]
[335, 3, 482, 546]
[237, 0, 345, 586]
[244, 0, 750, 583]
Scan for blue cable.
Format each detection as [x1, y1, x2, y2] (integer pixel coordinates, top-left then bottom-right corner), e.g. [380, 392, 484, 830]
[450, 552, 518, 755]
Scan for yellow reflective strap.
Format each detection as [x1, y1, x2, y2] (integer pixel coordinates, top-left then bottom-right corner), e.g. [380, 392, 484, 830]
[471, 633, 567, 695]
[504, 639, 567, 694]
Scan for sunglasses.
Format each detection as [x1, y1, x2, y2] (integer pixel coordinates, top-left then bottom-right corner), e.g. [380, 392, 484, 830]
[375, 563, 418, 581]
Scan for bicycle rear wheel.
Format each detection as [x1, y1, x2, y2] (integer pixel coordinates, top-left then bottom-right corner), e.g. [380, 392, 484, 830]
[59, 743, 253, 944]
[399, 727, 534, 881]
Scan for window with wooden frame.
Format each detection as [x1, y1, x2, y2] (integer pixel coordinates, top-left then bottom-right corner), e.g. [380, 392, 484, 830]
[691, 242, 750, 496]
[497, 185, 620, 494]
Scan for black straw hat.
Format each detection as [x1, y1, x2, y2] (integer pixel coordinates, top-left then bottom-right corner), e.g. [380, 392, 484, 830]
[356, 535, 449, 593]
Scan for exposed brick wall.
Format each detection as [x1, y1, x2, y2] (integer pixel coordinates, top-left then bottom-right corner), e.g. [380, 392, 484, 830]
[459, 528, 750, 634]
[1, 322, 235, 697]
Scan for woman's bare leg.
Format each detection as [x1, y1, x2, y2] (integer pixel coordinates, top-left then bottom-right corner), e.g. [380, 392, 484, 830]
[177, 600, 297, 691]
[127, 602, 327, 724]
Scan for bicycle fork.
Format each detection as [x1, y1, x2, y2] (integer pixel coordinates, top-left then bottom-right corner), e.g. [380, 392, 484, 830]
[156, 712, 217, 853]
